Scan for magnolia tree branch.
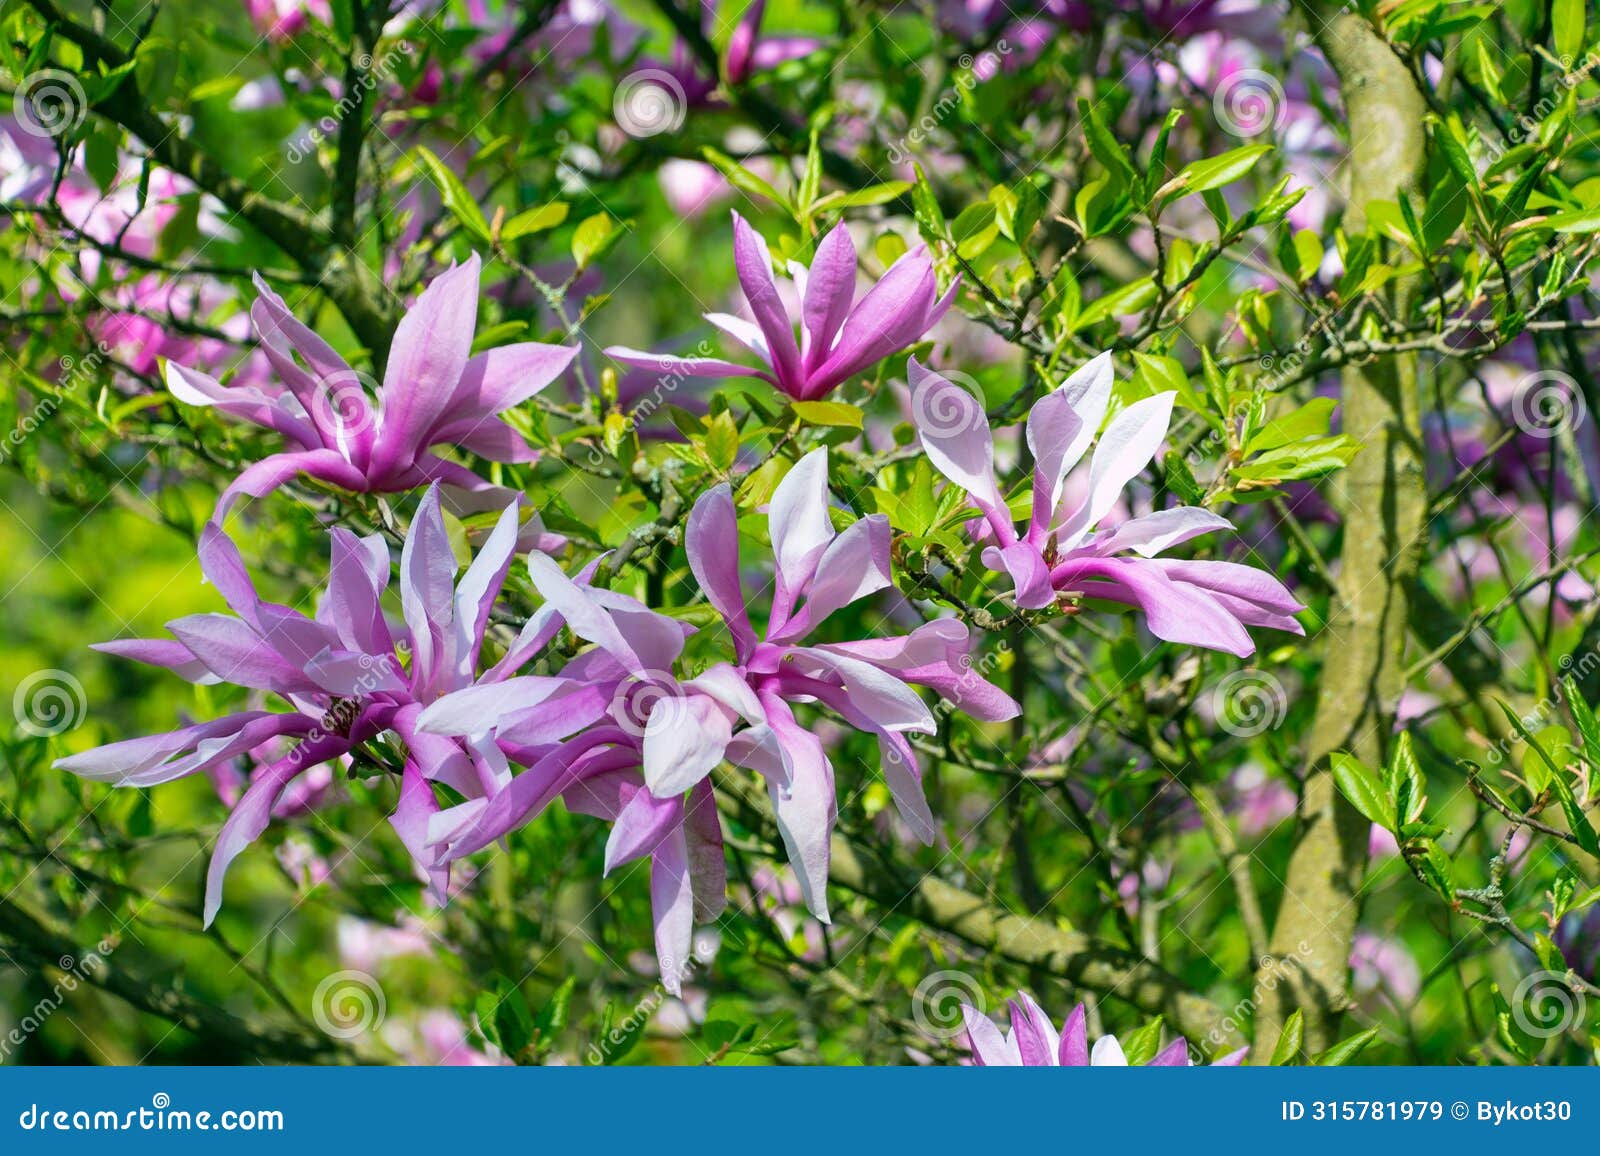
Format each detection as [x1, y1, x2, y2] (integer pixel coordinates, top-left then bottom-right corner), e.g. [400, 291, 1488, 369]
[22, 0, 397, 358]
[1249, 3, 1431, 1057]
[716, 772, 1245, 1053]
[0, 895, 360, 1063]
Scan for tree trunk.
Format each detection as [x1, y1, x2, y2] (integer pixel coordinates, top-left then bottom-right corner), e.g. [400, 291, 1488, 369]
[1249, 7, 1429, 1057]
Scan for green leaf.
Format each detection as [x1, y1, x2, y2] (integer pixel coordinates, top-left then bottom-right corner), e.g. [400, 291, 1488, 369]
[951, 201, 1000, 259]
[1406, 838, 1455, 901]
[1554, 0, 1585, 63]
[1120, 1017, 1166, 1065]
[1549, 771, 1600, 857]
[1431, 118, 1480, 189]
[492, 979, 535, 1058]
[797, 129, 823, 212]
[412, 146, 491, 243]
[1131, 352, 1204, 413]
[910, 163, 947, 241]
[593, 1000, 649, 1065]
[702, 147, 790, 209]
[1269, 1010, 1304, 1065]
[571, 212, 623, 269]
[501, 201, 569, 241]
[1543, 207, 1600, 234]
[1072, 277, 1157, 331]
[790, 400, 864, 429]
[1567, 679, 1600, 769]
[1245, 397, 1337, 454]
[536, 976, 576, 1037]
[1158, 145, 1272, 204]
[813, 182, 913, 212]
[1387, 731, 1427, 825]
[701, 409, 740, 472]
[1076, 97, 1137, 187]
[1331, 751, 1395, 829]
[1497, 701, 1566, 794]
[1314, 1027, 1381, 1065]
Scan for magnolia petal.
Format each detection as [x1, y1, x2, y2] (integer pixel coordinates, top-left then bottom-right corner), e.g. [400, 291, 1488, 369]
[981, 540, 1055, 609]
[1091, 505, 1234, 558]
[1059, 1003, 1090, 1066]
[684, 484, 758, 660]
[770, 514, 892, 643]
[731, 211, 803, 391]
[908, 358, 1011, 535]
[650, 831, 698, 998]
[372, 255, 482, 474]
[1056, 392, 1176, 549]
[641, 692, 734, 798]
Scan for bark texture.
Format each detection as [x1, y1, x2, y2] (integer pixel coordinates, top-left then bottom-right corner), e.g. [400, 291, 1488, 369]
[1249, 7, 1430, 1057]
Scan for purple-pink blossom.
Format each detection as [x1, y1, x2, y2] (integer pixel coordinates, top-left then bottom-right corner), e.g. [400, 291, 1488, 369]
[606, 213, 958, 402]
[962, 991, 1247, 1065]
[911, 354, 1304, 657]
[412, 447, 1016, 989]
[55, 485, 542, 923]
[165, 254, 577, 518]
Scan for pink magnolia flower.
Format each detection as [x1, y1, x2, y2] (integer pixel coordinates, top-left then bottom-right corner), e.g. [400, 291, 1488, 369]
[679, 447, 1017, 909]
[164, 254, 577, 518]
[962, 992, 1248, 1065]
[415, 447, 1015, 987]
[55, 486, 542, 923]
[414, 561, 723, 993]
[606, 213, 958, 402]
[911, 354, 1304, 657]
